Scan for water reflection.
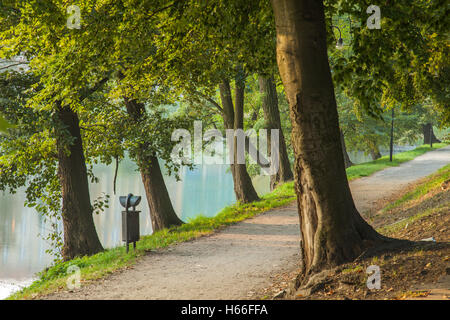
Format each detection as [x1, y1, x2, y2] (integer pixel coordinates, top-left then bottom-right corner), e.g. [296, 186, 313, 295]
[0, 159, 269, 298]
[348, 145, 417, 164]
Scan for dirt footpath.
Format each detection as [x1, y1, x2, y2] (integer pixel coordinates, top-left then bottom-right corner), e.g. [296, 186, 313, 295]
[351, 146, 450, 214]
[44, 146, 450, 300]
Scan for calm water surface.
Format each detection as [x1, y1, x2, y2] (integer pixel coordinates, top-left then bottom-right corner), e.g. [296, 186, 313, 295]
[0, 159, 269, 299]
[0, 144, 416, 299]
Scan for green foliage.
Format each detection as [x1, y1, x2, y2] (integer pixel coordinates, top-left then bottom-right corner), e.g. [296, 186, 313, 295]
[0, 70, 64, 257]
[0, 0, 448, 298]
[337, 89, 444, 157]
[0, 115, 12, 132]
[328, 1, 449, 124]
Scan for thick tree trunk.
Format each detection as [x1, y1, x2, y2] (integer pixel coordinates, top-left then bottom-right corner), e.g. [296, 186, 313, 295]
[423, 123, 441, 145]
[124, 98, 183, 231]
[219, 79, 260, 203]
[140, 154, 184, 231]
[369, 147, 382, 161]
[339, 130, 353, 169]
[55, 104, 103, 260]
[271, 0, 384, 277]
[259, 75, 294, 190]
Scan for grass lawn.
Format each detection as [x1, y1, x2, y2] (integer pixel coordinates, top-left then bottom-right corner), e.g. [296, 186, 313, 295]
[346, 143, 448, 181]
[382, 163, 450, 212]
[262, 163, 450, 300]
[8, 143, 448, 299]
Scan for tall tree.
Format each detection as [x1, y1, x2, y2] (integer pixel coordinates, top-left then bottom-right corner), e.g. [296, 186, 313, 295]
[0, 70, 104, 260]
[219, 78, 260, 203]
[123, 98, 184, 230]
[339, 130, 353, 168]
[54, 102, 104, 258]
[422, 123, 441, 146]
[271, 0, 385, 276]
[259, 75, 293, 189]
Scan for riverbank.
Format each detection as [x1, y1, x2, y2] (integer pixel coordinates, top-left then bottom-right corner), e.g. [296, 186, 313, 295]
[271, 164, 449, 300]
[8, 183, 297, 299]
[7, 143, 449, 299]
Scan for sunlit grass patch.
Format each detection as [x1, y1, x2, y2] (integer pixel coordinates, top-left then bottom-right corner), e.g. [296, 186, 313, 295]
[377, 205, 448, 235]
[383, 164, 450, 212]
[341, 265, 364, 274]
[346, 144, 448, 181]
[8, 181, 296, 300]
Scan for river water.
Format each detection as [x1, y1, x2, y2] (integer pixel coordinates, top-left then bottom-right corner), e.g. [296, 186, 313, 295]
[0, 145, 416, 299]
[0, 158, 270, 299]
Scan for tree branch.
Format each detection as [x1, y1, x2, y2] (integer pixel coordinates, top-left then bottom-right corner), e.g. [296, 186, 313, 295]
[0, 62, 29, 71]
[147, 1, 180, 20]
[195, 91, 223, 113]
[78, 76, 110, 101]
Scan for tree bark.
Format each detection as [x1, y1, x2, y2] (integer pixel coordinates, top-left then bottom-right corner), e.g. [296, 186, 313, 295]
[219, 79, 260, 203]
[140, 154, 184, 231]
[339, 130, 353, 168]
[369, 146, 382, 161]
[259, 75, 294, 189]
[389, 108, 394, 162]
[423, 123, 441, 145]
[124, 98, 183, 231]
[271, 0, 384, 277]
[55, 103, 103, 260]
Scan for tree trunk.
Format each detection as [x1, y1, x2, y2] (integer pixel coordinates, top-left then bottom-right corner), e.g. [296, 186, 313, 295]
[124, 98, 183, 231]
[369, 147, 382, 161]
[140, 154, 184, 231]
[339, 130, 353, 169]
[271, 0, 384, 277]
[219, 79, 260, 203]
[423, 123, 441, 145]
[389, 108, 394, 162]
[55, 104, 103, 260]
[259, 75, 294, 189]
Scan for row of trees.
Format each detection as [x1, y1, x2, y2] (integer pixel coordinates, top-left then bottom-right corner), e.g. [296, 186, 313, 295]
[0, 0, 448, 281]
[0, 1, 294, 260]
[338, 93, 443, 164]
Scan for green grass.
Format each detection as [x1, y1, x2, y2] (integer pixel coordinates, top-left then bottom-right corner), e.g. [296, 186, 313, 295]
[376, 163, 450, 234]
[377, 205, 448, 235]
[8, 182, 296, 300]
[346, 143, 448, 181]
[383, 164, 450, 212]
[8, 143, 448, 299]
[341, 265, 364, 274]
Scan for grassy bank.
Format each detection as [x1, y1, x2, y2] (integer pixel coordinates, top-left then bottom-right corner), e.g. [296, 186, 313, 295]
[8, 182, 296, 299]
[8, 144, 448, 299]
[268, 162, 450, 300]
[382, 163, 450, 212]
[346, 143, 448, 181]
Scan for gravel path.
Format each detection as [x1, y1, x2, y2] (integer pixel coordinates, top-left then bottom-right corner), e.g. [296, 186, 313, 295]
[45, 146, 450, 300]
[350, 146, 450, 214]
